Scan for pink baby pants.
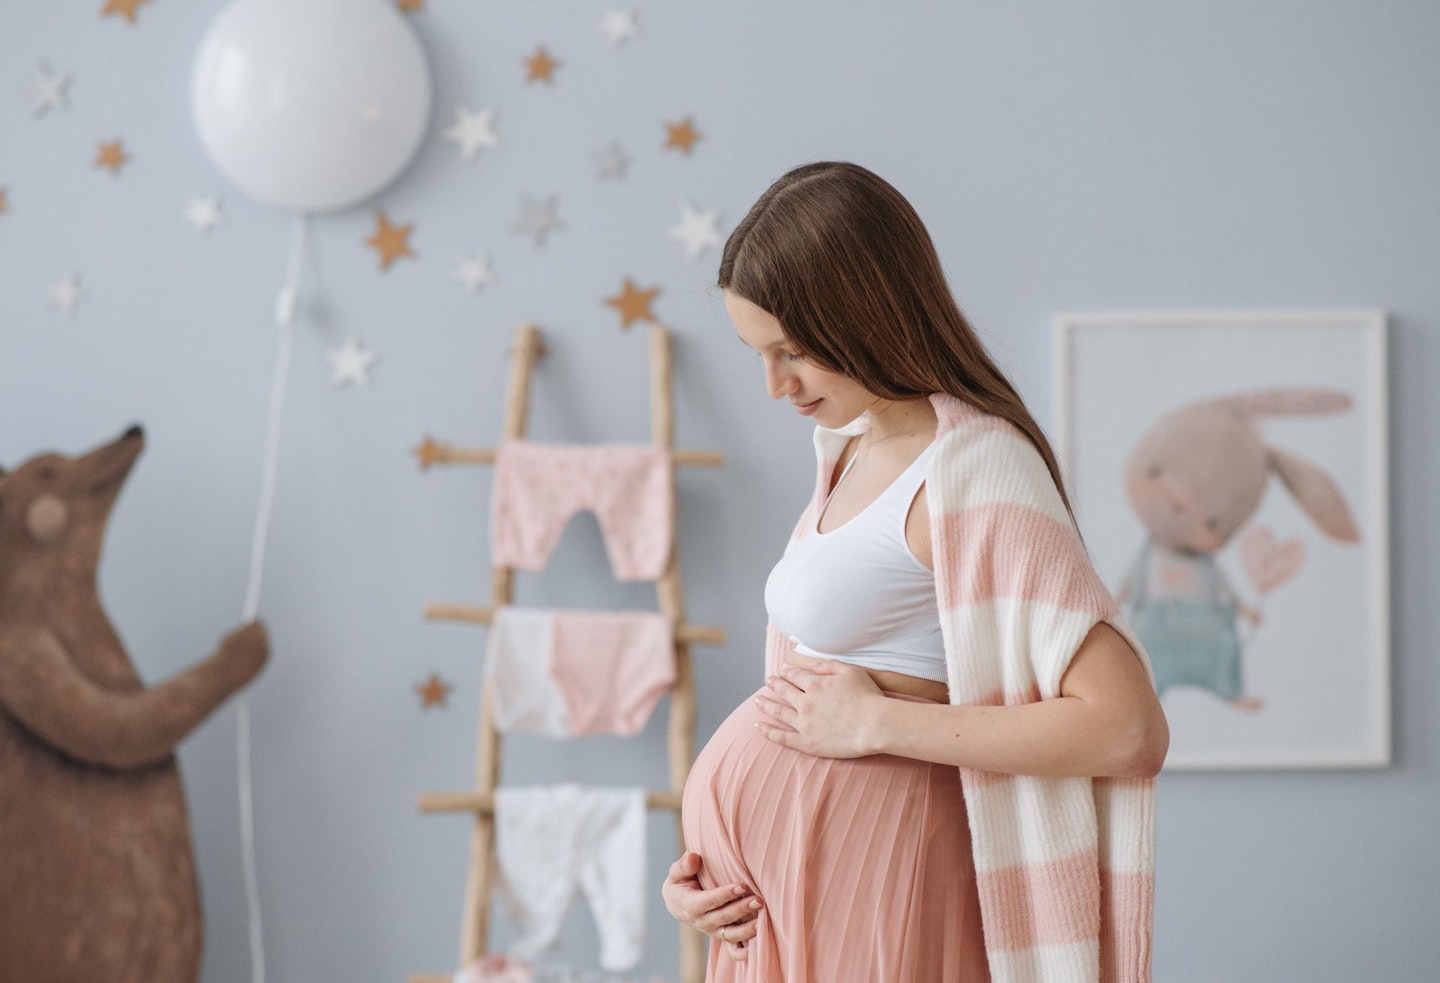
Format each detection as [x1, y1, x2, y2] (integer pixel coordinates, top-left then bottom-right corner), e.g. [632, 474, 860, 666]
[491, 441, 673, 582]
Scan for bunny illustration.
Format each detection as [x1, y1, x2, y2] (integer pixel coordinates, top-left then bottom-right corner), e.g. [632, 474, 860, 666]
[1117, 388, 1360, 710]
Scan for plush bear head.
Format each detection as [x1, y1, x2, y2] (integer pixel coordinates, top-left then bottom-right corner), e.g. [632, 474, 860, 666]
[0, 426, 145, 586]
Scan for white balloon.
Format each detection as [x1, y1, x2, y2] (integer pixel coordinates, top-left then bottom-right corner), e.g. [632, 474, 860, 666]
[191, 0, 432, 214]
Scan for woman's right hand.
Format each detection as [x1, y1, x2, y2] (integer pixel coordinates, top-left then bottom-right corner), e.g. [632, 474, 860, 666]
[661, 852, 763, 961]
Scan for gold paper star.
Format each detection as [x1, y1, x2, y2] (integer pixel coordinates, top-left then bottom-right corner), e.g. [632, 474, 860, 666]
[524, 45, 560, 84]
[604, 278, 661, 329]
[663, 117, 702, 155]
[95, 140, 130, 174]
[101, 0, 152, 24]
[397, 0, 424, 11]
[416, 673, 452, 709]
[365, 211, 416, 270]
[414, 436, 444, 470]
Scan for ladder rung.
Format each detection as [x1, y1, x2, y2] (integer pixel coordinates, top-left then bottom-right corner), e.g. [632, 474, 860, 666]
[423, 603, 726, 647]
[420, 789, 682, 814]
[415, 440, 725, 469]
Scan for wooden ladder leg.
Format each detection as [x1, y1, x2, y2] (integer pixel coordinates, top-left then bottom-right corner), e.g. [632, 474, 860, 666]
[649, 324, 706, 983]
[456, 322, 545, 968]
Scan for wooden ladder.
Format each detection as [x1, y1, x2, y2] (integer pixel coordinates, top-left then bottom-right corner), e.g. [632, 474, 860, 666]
[409, 322, 722, 983]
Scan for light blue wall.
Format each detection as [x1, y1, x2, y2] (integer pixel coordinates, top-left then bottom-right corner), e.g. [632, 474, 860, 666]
[3, 2, 1438, 981]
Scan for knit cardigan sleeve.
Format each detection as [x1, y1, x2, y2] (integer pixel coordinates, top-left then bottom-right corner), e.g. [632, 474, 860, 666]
[766, 395, 1157, 983]
[924, 396, 1156, 983]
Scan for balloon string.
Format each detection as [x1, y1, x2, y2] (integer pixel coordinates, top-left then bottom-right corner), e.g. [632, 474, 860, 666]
[238, 211, 308, 983]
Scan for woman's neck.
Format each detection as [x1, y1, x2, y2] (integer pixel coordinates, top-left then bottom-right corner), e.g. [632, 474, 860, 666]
[864, 396, 937, 443]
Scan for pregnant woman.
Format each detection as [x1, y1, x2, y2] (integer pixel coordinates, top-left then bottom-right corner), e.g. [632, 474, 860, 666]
[665, 162, 1169, 983]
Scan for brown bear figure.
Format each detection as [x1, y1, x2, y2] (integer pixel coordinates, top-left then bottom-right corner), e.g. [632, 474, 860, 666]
[0, 425, 268, 983]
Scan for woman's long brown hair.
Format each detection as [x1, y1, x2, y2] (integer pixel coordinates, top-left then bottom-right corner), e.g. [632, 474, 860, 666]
[718, 160, 1075, 518]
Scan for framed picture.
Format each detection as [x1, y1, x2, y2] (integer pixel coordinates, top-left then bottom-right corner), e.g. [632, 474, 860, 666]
[1054, 310, 1389, 769]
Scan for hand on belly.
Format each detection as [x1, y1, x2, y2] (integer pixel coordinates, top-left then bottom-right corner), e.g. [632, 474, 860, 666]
[754, 657, 894, 759]
[783, 650, 949, 703]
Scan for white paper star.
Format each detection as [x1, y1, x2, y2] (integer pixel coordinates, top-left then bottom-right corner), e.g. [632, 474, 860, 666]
[668, 201, 723, 261]
[510, 195, 562, 248]
[443, 104, 499, 162]
[327, 337, 379, 387]
[594, 143, 630, 181]
[453, 255, 493, 293]
[599, 6, 639, 45]
[184, 195, 223, 233]
[48, 275, 84, 316]
[30, 62, 73, 118]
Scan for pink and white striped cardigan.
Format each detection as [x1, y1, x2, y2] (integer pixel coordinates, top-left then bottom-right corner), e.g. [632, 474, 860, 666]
[764, 391, 1157, 983]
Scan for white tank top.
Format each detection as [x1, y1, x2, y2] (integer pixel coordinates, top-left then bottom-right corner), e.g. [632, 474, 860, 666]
[764, 438, 948, 684]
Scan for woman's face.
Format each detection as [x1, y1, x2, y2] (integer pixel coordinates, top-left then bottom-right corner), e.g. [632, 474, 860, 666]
[724, 291, 879, 429]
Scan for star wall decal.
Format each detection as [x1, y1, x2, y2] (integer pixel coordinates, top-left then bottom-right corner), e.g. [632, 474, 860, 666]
[30, 62, 73, 117]
[184, 195, 223, 233]
[524, 45, 560, 84]
[510, 195, 562, 247]
[328, 337, 379, 387]
[595, 143, 630, 181]
[95, 140, 130, 174]
[604, 277, 660, 329]
[453, 255, 494, 293]
[443, 104, 499, 161]
[49, 275, 84, 317]
[414, 436, 444, 470]
[365, 211, 416, 269]
[415, 673, 453, 709]
[663, 117, 701, 155]
[599, 6, 639, 45]
[101, 0, 152, 25]
[668, 201, 723, 260]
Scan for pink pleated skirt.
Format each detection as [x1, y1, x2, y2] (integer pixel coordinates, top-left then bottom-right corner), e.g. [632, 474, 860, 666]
[681, 688, 991, 983]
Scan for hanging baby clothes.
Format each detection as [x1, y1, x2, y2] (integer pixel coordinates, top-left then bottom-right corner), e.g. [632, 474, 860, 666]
[493, 785, 647, 972]
[485, 607, 675, 738]
[491, 441, 674, 582]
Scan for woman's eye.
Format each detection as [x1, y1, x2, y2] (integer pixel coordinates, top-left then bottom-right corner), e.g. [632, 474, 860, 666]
[783, 351, 804, 362]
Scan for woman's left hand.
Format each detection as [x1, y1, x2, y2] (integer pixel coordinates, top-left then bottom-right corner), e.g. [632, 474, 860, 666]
[755, 661, 885, 758]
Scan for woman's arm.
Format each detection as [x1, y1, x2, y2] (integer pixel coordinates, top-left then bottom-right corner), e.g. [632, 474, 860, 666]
[756, 620, 1169, 778]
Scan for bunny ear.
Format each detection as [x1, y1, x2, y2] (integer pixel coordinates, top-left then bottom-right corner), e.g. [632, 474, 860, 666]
[1268, 446, 1360, 542]
[1229, 388, 1354, 417]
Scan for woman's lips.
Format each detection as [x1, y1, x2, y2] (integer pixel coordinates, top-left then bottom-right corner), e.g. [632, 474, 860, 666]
[794, 398, 822, 416]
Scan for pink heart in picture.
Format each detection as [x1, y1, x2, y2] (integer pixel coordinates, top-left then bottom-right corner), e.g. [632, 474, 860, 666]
[1239, 525, 1306, 594]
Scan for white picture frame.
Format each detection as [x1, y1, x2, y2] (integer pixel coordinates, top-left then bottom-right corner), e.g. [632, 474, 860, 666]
[1054, 310, 1389, 769]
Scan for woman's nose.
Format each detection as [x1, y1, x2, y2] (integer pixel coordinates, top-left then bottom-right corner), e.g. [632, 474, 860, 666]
[765, 361, 796, 400]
